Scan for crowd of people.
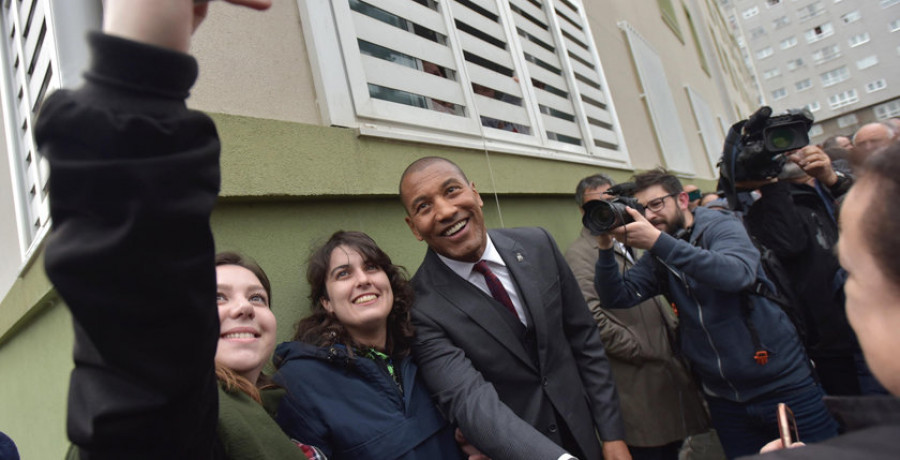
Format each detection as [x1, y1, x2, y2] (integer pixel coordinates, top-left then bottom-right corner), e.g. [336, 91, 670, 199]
[27, 1, 900, 460]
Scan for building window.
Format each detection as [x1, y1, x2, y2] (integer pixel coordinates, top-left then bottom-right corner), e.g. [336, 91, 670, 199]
[757, 46, 774, 59]
[683, 5, 710, 76]
[749, 26, 766, 40]
[874, 99, 900, 119]
[812, 44, 841, 64]
[786, 58, 804, 71]
[763, 68, 782, 79]
[808, 124, 824, 137]
[621, 22, 695, 173]
[881, 0, 900, 8]
[856, 55, 879, 70]
[0, 1, 98, 259]
[828, 89, 859, 109]
[841, 10, 861, 24]
[772, 87, 788, 100]
[820, 66, 850, 87]
[866, 79, 887, 93]
[773, 16, 791, 29]
[805, 22, 834, 43]
[836, 114, 858, 128]
[780, 36, 797, 49]
[890, 19, 900, 32]
[848, 32, 870, 47]
[298, 0, 629, 163]
[658, 0, 684, 42]
[797, 2, 824, 21]
[807, 101, 821, 112]
[767, 0, 783, 6]
[795, 79, 812, 91]
[743, 6, 760, 19]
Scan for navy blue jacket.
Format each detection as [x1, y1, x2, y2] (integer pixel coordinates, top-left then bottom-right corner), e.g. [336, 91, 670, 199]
[273, 342, 463, 460]
[595, 207, 809, 402]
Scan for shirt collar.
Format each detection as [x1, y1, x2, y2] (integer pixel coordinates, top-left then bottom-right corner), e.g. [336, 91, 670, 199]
[436, 233, 505, 279]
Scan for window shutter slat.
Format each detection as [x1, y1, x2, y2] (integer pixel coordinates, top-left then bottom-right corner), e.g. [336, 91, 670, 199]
[353, 12, 455, 70]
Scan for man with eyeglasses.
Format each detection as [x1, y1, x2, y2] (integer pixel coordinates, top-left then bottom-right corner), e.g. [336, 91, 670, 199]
[564, 174, 711, 460]
[592, 168, 837, 459]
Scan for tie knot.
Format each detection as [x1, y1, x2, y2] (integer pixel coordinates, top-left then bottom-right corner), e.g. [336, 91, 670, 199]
[473, 260, 491, 275]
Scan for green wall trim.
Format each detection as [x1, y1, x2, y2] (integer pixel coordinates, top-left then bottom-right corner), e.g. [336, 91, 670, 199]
[0, 250, 56, 346]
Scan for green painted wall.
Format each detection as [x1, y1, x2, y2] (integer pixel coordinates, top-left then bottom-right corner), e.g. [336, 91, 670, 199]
[0, 113, 717, 455]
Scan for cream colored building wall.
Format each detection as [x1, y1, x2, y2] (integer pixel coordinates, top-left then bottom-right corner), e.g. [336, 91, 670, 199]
[189, 1, 320, 125]
[583, 1, 758, 179]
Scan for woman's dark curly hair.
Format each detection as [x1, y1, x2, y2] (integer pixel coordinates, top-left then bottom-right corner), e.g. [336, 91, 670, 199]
[292, 231, 415, 357]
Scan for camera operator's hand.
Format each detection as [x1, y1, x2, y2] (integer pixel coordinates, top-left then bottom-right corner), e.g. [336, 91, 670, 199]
[788, 145, 838, 186]
[103, 0, 271, 53]
[610, 207, 662, 251]
[735, 177, 778, 192]
[594, 232, 615, 250]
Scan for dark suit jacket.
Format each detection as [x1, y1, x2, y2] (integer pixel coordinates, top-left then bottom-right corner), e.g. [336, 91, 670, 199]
[410, 227, 624, 459]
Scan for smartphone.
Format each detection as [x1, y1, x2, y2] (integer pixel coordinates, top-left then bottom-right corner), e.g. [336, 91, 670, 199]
[777, 403, 801, 447]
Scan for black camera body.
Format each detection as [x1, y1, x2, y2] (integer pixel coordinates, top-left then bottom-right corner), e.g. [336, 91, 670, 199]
[582, 194, 645, 235]
[730, 106, 814, 182]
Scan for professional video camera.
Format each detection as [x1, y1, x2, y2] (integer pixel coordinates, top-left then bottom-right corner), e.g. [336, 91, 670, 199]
[720, 106, 814, 183]
[581, 182, 645, 235]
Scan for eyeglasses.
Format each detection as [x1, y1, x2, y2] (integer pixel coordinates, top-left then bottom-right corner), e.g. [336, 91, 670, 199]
[642, 192, 680, 212]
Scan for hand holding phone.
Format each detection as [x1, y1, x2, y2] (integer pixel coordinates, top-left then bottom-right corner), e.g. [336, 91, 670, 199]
[777, 403, 801, 448]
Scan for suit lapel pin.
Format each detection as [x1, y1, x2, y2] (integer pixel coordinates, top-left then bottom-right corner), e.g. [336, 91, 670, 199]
[516, 252, 524, 262]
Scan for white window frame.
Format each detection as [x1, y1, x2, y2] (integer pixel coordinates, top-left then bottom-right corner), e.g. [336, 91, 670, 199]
[805, 22, 834, 43]
[874, 99, 900, 119]
[848, 32, 870, 47]
[756, 46, 774, 59]
[786, 57, 803, 71]
[797, 2, 824, 21]
[763, 67, 781, 79]
[773, 15, 790, 29]
[743, 6, 760, 19]
[297, 0, 630, 168]
[836, 113, 857, 128]
[856, 55, 879, 70]
[841, 10, 861, 24]
[881, 0, 899, 8]
[807, 101, 821, 112]
[828, 89, 858, 109]
[620, 21, 694, 174]
[772, 87, 787, 100]
[780, 36, 797, 49]
[890, 19, 900, 32]
[0, 0, 99, 263]
[795, 78, 812, 91]
[820, 66, 849, 87]
[808, 124, 824, 137]
[812, 44, 840, 64]
[866, 79, 887, 93]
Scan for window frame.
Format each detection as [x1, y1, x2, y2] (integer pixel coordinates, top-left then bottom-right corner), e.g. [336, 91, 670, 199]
[297, 0, 631, 168]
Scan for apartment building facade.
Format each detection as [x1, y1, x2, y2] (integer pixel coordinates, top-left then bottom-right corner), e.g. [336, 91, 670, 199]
[0, 1, 757, 456]
[728, 0, 900, 140]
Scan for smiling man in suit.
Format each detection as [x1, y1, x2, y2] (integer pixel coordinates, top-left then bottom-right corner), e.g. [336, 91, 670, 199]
[399, 157, 629, 460]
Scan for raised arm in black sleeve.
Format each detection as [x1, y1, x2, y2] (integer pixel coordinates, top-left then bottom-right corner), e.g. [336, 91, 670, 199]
[36, 32, 221, 460]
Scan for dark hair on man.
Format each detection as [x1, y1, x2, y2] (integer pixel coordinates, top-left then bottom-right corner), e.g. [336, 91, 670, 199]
[293, 231, 415, 357]
[631, 167, 683, 195]
[574, 173, 615, 206]
[398, 156, 469, 210]
[860, 142, 900, 283]
[214, 251, 275, 402]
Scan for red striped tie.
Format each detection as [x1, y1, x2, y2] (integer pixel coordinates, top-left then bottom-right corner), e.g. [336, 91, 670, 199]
[474, 260, 518, 318]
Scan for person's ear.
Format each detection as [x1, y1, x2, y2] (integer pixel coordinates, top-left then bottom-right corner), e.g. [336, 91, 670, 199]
[471, 182, 484, 208]
[320, 297, 333, 313]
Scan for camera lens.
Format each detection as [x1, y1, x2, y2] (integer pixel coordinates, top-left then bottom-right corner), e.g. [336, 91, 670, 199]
[589, 204, 616, 229]
[768, 127, 797, 150]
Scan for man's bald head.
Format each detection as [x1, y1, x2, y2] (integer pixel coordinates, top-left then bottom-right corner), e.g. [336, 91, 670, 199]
[398, 157, 469, 211]
[853, 122, 897, 161]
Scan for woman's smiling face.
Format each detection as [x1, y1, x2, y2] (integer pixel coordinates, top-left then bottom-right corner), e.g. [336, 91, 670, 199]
[215, 264, 276, 384]
[321, 245, 394, 346]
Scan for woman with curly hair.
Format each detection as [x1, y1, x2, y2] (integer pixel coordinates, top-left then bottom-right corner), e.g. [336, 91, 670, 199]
[273, 231, 468, 459]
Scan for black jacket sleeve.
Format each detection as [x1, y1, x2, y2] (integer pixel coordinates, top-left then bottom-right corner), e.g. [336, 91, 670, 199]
[745, 181, 807, 260]
[35, 33, 221, 460]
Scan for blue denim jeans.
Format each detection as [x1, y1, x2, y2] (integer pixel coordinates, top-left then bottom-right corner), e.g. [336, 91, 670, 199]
[705, 376, 838, 459]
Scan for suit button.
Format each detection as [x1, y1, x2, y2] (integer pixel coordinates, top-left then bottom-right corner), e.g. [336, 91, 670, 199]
[548, 424, 558, 433]
[542, 377, 549, 387]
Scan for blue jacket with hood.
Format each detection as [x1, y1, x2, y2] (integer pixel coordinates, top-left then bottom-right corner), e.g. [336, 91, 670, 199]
[594, 207, 810, 402]
[273, 342, 463, 460]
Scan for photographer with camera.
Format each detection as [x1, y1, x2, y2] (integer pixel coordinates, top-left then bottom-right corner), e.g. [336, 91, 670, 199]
[722, 107, 884, 397]
[591, 168, 837, 459]
[565, 175, 710, 460]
